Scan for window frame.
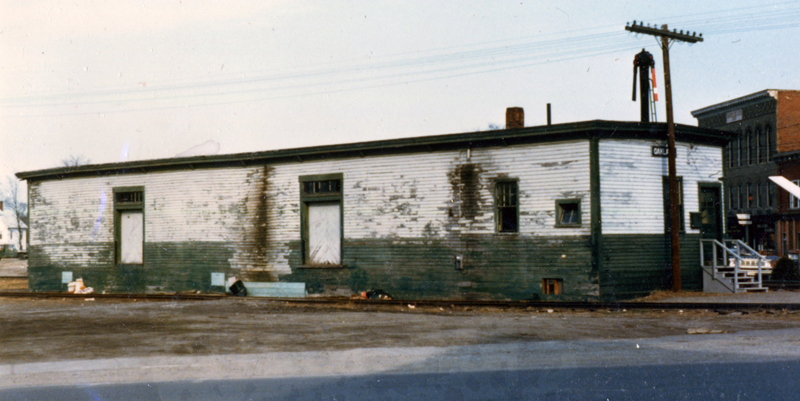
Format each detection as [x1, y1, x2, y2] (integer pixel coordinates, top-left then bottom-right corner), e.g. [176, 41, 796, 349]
[792, 180, 800, 210]
[494, 179, 519, 234]
[555, 199, 582, 228]
[113, 186, 145, 266]
[299, 173, 344, 268]
[765, 124, 772, 162]
[768, 181, 775, 208]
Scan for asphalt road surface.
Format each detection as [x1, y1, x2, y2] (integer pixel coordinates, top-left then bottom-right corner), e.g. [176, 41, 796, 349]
[3, 327, 800, 400]
[2, 296, 800, 399]
[2, 347, 799, 400]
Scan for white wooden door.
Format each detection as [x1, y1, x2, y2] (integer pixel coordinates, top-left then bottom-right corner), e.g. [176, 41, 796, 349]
[120, 211, 143, 264]
[307, 202, 341, 265]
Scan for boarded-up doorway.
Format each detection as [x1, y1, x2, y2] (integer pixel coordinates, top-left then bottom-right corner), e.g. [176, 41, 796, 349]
[120, 211, 143, 264]
[307, 202, 341, 266]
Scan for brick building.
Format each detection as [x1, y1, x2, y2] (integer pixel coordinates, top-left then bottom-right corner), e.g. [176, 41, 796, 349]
[692, 89, 800, 255]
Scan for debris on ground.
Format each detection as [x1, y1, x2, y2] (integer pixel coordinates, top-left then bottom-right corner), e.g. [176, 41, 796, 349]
[67, 278, 94, 295]
[353, 289, 393, 300]
[687, 328, 725, 335]
[228, 278, 247, 297]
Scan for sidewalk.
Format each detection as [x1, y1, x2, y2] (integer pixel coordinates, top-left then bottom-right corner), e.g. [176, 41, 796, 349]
[639, 290, 800, 304]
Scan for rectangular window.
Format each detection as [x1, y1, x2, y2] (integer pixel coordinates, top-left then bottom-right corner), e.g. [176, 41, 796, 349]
[726, 143, 733, 169]
[769, 182, 775, 208]
[792, 180, 800, 210]
[738, 135, 745, 167]
[747, 183, 753, 209]
[663, 177, 685, 232]
[555, 199, 581, 227]
[726, 109, 742, 123]
[114, 187, 144, 265]
[765, 125, 772, 162]
[729, 186, 737, 210]
[542, 278, 563, 295]
[739, 184, 747, 210]
[495, 181, 518, 233]
[300, 174, 343, 267]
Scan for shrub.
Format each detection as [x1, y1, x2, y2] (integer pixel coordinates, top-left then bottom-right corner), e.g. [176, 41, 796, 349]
[771, 257, 800, 281]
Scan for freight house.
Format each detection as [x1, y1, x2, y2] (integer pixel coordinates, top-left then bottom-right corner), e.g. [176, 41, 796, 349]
[17, 111, 731, 300]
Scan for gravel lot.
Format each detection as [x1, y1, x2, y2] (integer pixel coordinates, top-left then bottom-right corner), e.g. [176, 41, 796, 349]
[2, 296, 800, 365]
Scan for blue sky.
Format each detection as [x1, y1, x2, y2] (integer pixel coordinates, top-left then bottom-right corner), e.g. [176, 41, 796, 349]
[1, 1, 798, 195]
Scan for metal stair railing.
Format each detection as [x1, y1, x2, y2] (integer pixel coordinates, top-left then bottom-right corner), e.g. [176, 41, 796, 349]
[725, 240, 769, 291]
[700, 239, 769, 293]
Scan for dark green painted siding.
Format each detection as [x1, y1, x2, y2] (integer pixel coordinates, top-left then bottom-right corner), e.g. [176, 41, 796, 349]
[600, 234, 702, 299]
[28, 242, 235, 293]
[281, 235, 597, 301]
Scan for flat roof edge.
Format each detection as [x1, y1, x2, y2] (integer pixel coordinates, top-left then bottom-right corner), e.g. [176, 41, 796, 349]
[17, 120, 729, 181]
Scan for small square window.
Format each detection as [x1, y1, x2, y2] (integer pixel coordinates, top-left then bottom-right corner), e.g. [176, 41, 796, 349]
[542, 278, 563, 295]
[555, 199, 581, 227]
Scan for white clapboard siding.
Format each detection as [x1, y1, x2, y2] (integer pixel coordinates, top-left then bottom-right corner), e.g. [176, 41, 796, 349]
[600, 139, 724, 235]
[30, 166, 267, 271]
[264, 140, 591, 274]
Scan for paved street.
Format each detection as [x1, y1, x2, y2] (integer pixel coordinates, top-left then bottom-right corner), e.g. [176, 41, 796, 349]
[1, 295, 800, 398]
[2, 331, 800, 400]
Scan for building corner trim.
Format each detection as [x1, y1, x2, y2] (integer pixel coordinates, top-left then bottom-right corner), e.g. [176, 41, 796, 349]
[590, 136, 602, 284]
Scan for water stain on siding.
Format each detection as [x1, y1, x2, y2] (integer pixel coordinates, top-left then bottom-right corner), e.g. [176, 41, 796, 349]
[448, 163, 484, 221]
[241, 166, 272, 282]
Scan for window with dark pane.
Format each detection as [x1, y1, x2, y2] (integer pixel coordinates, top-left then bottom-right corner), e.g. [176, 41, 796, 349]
[302, 179, 341, 196]
[556, 199, 581, 227]
[737, 133, 744, 167]
[495, 181, 518, 233]
[768, 181, 775, 208]
[739, 184, 746, 210]
[115, 191, 143, 204]
[765, 125, 772, 162]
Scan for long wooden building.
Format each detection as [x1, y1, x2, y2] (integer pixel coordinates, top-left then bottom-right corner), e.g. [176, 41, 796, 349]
[17, 115, 731, 300]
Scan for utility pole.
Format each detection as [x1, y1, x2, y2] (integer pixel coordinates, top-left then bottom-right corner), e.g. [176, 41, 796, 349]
[625, 22, 702, 292]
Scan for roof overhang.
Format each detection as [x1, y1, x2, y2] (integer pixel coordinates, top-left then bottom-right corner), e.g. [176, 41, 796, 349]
[691, 89, 778, 119]
[17, 120, 733, 182]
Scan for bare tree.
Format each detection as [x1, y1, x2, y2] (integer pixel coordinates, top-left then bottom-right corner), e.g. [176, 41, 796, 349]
[4, 177, 27, 252]
[62, 155, 91, 167]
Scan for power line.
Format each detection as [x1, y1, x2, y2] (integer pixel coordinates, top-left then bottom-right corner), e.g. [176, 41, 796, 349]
[1, 2, 797, 115]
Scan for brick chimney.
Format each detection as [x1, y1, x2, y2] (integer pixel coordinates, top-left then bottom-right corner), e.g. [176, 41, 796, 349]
[506, 107, 524, 129]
